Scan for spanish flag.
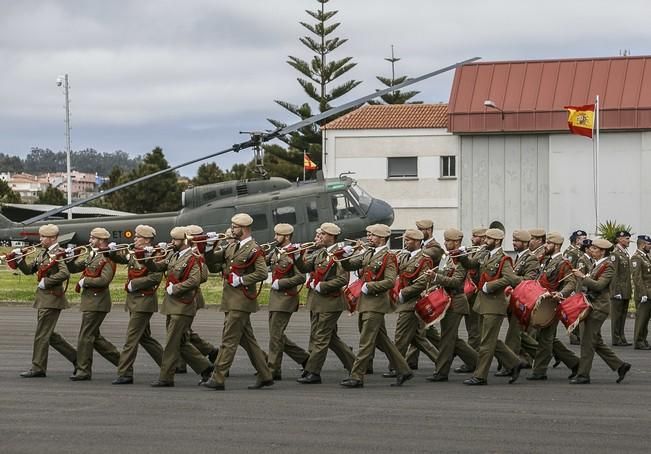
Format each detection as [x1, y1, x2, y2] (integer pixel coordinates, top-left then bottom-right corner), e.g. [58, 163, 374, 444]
[304, 152, 317, 170]
[563, 104, 595, 139]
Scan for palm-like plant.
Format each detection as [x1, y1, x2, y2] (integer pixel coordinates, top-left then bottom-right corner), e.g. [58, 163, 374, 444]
[597, 220, 633, 243]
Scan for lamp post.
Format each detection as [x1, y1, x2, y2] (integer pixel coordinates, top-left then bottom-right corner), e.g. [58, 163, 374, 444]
[56, 74, 72, 219]
[484, 99, 505, 120]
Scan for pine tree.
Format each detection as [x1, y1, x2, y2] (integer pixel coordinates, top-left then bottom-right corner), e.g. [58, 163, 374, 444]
[36, 185, 66, 205]
[268, 0, 361, 170]
[192, 163, 227, 186]
[368, 45, 421, 105]
[0, 179, 21, 203]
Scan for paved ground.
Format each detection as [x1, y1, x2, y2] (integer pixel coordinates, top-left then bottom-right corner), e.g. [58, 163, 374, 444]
[1, 304, 651, 453]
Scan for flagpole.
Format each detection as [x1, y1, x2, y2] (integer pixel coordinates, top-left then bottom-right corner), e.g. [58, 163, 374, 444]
[303, 151, 306, 182]
[594, 95, 600, 234]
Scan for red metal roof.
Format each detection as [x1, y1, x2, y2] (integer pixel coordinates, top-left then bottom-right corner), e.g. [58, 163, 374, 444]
[448, 56, 651, 133]
[322, 104, 447, 130]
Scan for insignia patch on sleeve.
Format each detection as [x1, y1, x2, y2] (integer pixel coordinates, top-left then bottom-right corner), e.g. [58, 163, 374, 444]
[611, 256, 616, 262]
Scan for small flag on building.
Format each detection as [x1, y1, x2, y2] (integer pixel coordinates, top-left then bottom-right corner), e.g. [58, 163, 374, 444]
[563, 104, 595, 138]
[304, 152, 317, 170]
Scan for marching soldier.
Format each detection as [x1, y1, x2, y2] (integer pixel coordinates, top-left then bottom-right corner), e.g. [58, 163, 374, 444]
[14, 224, 77, 378]
[295, 222, 355, 384]
[571, 238, 631, 384]
[340, 224, 413, 388]
[631, 235, 651, 350]
[202, 213, 273, 391]
[564, 230, 587, 345]
[67, 228, 120, 381]
[577, 239, 595, 274]
[109, 224, 164, 385]
[610, 230, 632, 346]
[528, 229, 547, 259]
[384, 229, 438, 378]
[266, 223, 309, 380]
[458, 228, 525, 385]
[145, 227, 214, 387]
[426, 228, 478, 382]
[526, 232, 579, 380]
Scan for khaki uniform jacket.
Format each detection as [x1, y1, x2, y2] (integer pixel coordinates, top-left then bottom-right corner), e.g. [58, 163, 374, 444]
[435, 257, 470, 315]
[342, 247, 397, 314]
[513, 249, 541, 283]
[631, 250, 651, 302]
[394, 250, 431, 312]
[111, 251, 162, 313]
[582, 258, 614, 314]
[146, 249, 200, 316]
[295, 246, 349, 313]
[422, 238, 444, 263]
[563, 245, 582, 268]
[461, 248, 519, 315]
[68, 252, 115, 313]
[609, 245, 632, 299]
[17, 245, 70, 310]
[267, 248, 305, 313]
[205, 239, 267, 313]
[468, 247, 490, 285]
[195, 259, 209, 309]
[577, 253, 594, 274]
[538, 254, 576, 297]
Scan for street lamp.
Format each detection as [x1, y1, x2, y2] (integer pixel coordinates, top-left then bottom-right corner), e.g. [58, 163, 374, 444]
[56, 74, 72, 219]
[484, 99, 504, 120]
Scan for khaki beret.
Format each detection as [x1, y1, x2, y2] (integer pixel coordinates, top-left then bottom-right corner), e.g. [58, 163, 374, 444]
[274, 223, 294, 235]
[170, 227, 187, 240]
[415, 219, 434, 230]
[593, 238, 613, 249]
[547, 232, 564, 245]
[38, 224, 59, 237]
[513, 230, 531, 242]
[231, 213, 253, 227]
[367, 224, 392, 238]
[528, 228, 546, 238]
[472, 227, 487, 237]
[402, 229, 424, 241]
[135, 224, 156, 238]
[485, 228, 505, 240]
[443, 228, 463, 241]
[184, 225, 203, 236]
[319, 222, 341, 236]
[90, 227, 110, 239]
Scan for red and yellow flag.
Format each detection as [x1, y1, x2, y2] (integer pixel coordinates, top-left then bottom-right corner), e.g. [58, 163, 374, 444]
[563, 104, 595, 139]
[304, 152, 317, 170]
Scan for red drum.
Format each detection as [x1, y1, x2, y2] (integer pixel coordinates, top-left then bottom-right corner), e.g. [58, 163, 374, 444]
[343, 279, 364, 313]
[415, 288, 451, 327]
[557, 292, 592, 334]
[463, 277, 477, 298]
[530, 293, 558, 329]
[509, 280, 548, 328]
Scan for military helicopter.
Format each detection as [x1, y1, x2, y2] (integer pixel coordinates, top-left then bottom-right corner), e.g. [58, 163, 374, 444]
[0, 57, 479, 246]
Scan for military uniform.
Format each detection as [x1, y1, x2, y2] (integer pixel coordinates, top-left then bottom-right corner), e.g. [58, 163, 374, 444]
[610, 243, 632, 345]
[563, 244, 582, 268]
[631, 248, 651, 349]
[464, 246, 489, 350]
[205, 236, 272, 387]
[294, 244, 355, 378]
[67, 250, 120, 379]
[111, 249, 164, 380]
[267, 246, 309, 378]
[17, 243, 77, 376]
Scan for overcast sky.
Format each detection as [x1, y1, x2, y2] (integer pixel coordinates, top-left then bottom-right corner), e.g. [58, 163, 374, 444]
[1, 0, 649, 176]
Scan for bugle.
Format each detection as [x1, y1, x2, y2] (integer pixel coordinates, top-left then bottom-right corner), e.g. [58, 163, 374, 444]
[446, 245, 484, 258]
[133, 242, 173, 261]
[110, 243, 135, 252]
[187, 232, 235, 243]
[57, 244, 92, 263]
[0, 242, 43, 266]
[279, 242, 316, 255]
[332, 239, 372, 262]
[259, 240, 278, 252]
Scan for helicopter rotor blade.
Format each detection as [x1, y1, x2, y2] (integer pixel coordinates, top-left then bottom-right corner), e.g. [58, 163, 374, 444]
[21, 56, 480, 226]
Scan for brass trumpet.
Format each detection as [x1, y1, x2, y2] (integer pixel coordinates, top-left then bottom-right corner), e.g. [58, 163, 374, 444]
[332, 239, 372, 262]
[133, 242, 174, 261]
[110, 243, 136, 252]
[187, 232, 235, 243]
[57, 244, 92, 263]
[0, 242, 43, 265]
[259, 240, 278, 252]
[278, 242, 317, 256]
[446, 245, 484, 258]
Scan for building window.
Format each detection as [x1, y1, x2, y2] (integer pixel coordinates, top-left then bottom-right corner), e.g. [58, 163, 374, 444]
[387, 157, 417, 179]
[272, 206, 297, 225]
[440, 155, 456, 179]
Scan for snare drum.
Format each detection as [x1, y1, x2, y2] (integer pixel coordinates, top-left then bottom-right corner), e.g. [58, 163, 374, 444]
[557, 292, 592, 334]
[509, 280, 547, 328]
[415, 288, 451, 327]
[530, 293, 558, 329]
[343, 279, 364, 313]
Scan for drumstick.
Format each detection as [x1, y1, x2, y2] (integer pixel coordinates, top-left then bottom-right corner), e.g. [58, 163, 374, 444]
[558, 270, 580, 283]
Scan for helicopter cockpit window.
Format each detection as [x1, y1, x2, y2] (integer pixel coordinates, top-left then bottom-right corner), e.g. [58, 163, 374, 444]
[348, 182, 372, 215]
[331, 192, 358, 220]
[203, 190, 217, 202]
[272, 206, 297, 225]
[220, 187, 233, 196]
[307, 200, 319, 222]
[251, 213, 268, 230]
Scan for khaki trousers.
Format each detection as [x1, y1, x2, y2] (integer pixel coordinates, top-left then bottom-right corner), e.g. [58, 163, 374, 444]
[210, 310, 271, 384]
[464, 294, 481, 350]
[531, 320, 579, 375]
[32, 308, 76, 373]
[76, 311, 120, 377]
[610, 298, 629, 344]
[304, 311, 354, 375]
[268, 311, 309, 373]
[160, 314, 194, 381]
[578, 311, 624, 378]
[473, 314, 520, 381]
[394, 312, 439, 365]
[117, 311, 163, 377]
[633, 299, 651, 347]
[437, 311, 478, 377]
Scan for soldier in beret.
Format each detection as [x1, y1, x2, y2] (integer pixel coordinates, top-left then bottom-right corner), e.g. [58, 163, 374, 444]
[564, 230, 587, 345]
[631, 235, 651, 350]
[528, 228, 547, 260]
[108, 224, 164, 384]
[15, 224, 77, 378]
[571, 238, 631, 384]
[610, 230, 632, 346]
[66, 227, 120, 381]
[202, 213, 273, 390]
[266, 223, 309, 380]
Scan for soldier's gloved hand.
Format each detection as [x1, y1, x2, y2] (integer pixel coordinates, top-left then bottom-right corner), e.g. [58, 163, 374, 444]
[78, 278, 85, 289]
[481, 282, 489, 293]
[65, 247, 74, 258]
[398, 290, 404, 303]
[309, 280, 316, 290]
[157, 242, 167, 250]
[206, 232, 218, 239]
[38, 278, 46, 289]
[166, 283, 174, 295]
[361, 283, 369, 295]
[127, 281, 134, 293]
[642, 295, 648, 303]
[271, 280, 280, 290]
[108, 242, 118, 251]
[143, 246, 155, 257]
[614, 294, 623, 300]
[342, 245, 354, 257]
[229, 273, 242, 287]
[314, 282, 322, 293]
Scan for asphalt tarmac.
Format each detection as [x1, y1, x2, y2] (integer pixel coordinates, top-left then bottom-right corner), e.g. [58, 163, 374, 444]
[1, 304, 650, 453]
